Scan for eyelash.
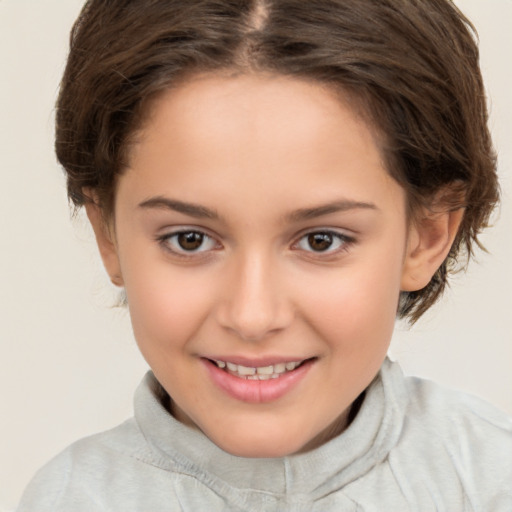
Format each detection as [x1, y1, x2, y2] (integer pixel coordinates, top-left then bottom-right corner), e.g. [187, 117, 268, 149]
[156, 228, 355, 259]
[292, 230, 355, 255]
[156, 229, 220, 258]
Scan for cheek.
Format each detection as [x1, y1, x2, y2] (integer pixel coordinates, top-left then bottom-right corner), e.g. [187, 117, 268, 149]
[121, 257, 216, 352]
[296, 252, 403, 355]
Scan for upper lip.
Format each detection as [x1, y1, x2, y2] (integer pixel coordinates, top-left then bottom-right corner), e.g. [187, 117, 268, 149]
[202, 355, 314, 367]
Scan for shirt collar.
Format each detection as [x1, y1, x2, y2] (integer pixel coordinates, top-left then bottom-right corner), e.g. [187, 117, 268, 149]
[134, 358, 408, 499]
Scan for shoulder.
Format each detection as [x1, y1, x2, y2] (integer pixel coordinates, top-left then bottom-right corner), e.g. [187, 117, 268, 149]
[403, 374, 512, 444]
[395, 373, 512, 507]
[16, 418, 154, 512]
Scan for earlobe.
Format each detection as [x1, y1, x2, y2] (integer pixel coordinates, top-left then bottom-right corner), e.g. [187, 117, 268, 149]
[401, 206, 464, 292]
[84, 195, 124, 288]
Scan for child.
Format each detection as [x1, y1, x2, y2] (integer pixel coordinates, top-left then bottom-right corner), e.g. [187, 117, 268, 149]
[17, 0, 512, 510]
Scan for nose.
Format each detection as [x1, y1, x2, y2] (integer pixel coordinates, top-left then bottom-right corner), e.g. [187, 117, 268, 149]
[216, 252, 294, 342]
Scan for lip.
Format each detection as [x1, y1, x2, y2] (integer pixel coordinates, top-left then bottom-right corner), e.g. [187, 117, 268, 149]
[202, 357, 315, 403]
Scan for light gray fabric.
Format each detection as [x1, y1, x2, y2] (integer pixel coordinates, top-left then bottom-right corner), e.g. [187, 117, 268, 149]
[17, 359, 512, 511]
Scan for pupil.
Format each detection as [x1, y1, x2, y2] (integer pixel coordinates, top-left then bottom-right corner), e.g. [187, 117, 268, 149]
[178, 232, 203, 251]
[308, 233, 333, 251]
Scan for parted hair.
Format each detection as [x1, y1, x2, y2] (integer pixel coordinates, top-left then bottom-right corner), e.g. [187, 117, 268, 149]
[56, 0, 499, 322]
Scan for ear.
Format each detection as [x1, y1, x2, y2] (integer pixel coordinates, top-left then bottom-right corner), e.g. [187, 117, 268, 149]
[401, 206, 464, 292]
[84, 194, 124, 288]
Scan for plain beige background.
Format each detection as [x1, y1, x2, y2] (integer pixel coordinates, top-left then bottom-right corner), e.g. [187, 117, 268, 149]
[1, 0, 511, 509]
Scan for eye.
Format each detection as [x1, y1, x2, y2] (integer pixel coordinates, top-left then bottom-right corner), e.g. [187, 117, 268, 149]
[295, 231, 353, 253]
[158, 230, 219, 255]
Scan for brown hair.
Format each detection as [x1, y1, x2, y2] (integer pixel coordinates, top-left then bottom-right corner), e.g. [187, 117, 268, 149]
[56, 0, 499, 322]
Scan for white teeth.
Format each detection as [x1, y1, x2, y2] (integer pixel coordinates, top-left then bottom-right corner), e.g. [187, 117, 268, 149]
[256, 365, 274, 375]
[273, 363, 286, 374]
[237, 365, 256, 376]
[215, 359, 304, 379]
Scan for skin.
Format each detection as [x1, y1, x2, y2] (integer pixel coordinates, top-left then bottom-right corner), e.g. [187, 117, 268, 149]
[87, 73, 462, 457]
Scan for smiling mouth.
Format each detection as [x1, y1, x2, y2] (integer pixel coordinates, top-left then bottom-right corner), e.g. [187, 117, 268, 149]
[208, 359, 312, 380]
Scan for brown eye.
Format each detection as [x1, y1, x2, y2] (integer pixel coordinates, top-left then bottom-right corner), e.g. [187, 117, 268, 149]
[307, 232, 334, 252]
[177, 232, 204, 251]
[295, 231, 352, 254]
[160, 230, 218, 255]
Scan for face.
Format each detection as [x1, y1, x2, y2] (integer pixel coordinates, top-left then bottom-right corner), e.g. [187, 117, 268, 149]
[93, 73, 425, 457]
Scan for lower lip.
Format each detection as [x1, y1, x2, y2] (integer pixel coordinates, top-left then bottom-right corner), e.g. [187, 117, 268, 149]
[202, 359, 314, 404]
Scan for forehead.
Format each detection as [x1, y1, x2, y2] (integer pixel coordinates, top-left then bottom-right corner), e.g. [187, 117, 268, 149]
[122, 73, 404, 221]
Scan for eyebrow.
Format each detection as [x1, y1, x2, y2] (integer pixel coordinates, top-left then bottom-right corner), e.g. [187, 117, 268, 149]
[286, 200, 378, 222]
[138, 196, 220, 219]
[138, 196, 377, 222]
